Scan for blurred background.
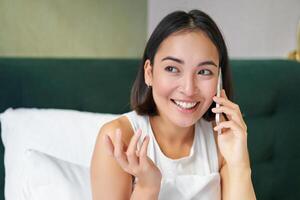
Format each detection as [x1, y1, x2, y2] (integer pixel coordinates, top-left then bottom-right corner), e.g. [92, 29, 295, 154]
[0, 0, 299, 59]
[0, 0, 147, 58]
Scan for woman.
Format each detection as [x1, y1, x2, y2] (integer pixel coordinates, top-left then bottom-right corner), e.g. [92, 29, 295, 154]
[91, 9, 256, 200]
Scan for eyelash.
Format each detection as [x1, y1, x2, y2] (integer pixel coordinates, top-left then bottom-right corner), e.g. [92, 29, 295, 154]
[198, 69, 212, 75]
[164, 66, 213, 75]
[165, 66, 178, 73]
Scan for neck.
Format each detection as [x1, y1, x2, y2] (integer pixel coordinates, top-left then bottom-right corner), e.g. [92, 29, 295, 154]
[149, 114, 195, 146]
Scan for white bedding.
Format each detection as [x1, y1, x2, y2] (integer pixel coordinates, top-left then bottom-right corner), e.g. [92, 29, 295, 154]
[0, 108, 119, 200]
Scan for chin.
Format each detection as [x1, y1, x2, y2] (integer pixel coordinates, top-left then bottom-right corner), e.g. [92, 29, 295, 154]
[172, 116, 199, 128]
[170, 103, 205, 127]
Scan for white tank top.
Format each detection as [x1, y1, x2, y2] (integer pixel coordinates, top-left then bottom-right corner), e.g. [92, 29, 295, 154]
[123, 110, 221, 200]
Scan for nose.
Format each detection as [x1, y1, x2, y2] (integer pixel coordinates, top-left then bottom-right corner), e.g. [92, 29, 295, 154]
[180, 74, 198, 97]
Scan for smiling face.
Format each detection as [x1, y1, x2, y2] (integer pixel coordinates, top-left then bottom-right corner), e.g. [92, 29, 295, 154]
[144, 30, 220, 128]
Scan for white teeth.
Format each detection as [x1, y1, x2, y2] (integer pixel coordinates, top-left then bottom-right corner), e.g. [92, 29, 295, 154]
[174, 100, 198, 109]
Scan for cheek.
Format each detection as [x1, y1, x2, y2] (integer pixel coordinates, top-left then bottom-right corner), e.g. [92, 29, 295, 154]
[198, 79, 217, 98]
[153, 75, 177, 98]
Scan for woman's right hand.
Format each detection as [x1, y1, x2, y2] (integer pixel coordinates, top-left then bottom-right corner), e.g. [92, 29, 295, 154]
[104, 128, 162, 191]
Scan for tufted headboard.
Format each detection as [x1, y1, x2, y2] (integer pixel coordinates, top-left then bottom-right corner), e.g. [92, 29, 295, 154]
[0, 58, 300, 200]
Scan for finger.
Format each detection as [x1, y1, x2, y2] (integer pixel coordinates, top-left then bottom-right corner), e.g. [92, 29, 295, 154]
[213, 104, 247, 130]
[221, 89, 228, 99]
[126, 129, 142, 166]
[215, 94, 247, 119]
[212, 106, 244, 126]
[114, 129, 129, 169]
[214, 120, 245, 137]
[139, 135, 150, 164]
[213, 96, 241, 111]
[104, 134, 114, 156]
[220, 112, 229, 122]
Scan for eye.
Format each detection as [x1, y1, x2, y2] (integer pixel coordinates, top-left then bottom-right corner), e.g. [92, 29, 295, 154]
[198, 69, 212, 75]
[165, 66, 179, 73]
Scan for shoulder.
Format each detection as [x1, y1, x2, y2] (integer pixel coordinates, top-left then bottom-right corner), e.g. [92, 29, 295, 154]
[90, 116, 135, 199]
[100, 115, 135, 146]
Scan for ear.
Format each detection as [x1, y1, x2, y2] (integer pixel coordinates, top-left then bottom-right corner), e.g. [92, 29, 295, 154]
[144, 59, 153, 86]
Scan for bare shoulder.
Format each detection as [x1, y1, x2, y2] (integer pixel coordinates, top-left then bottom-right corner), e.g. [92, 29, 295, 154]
[100, 115, 134, 146]
[90, 115, 134, 200]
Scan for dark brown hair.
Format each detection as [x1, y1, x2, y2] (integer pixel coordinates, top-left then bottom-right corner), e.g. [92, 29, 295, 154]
[130, 10, 233, 121]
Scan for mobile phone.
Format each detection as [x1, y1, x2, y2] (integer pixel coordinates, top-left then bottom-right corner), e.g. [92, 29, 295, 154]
[215, 68, 222, 135]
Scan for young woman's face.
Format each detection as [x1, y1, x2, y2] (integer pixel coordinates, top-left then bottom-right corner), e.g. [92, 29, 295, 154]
[144, 30, 220, 128]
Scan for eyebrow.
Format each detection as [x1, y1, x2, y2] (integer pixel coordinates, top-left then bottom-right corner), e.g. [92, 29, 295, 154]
[161, 56, 218, 68]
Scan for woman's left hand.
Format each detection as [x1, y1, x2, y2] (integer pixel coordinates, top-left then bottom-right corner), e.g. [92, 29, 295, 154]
[211, 89, 250, 169]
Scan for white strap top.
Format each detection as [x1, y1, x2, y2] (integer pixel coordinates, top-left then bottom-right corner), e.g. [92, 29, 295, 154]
[123, 110, 221, 200]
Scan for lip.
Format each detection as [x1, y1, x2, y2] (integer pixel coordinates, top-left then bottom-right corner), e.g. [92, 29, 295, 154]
[171, 99, 200, 113]
[171, 99, 200, 103]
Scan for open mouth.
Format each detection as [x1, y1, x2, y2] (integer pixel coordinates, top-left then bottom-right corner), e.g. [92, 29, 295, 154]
[171, 99, 200, 110]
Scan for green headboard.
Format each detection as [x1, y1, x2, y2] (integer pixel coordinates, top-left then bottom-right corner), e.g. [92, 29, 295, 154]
[0, 58, 300, 200]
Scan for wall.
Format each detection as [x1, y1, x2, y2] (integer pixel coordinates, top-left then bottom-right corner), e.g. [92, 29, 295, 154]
[148, 0, 300, 58]
[0, 0, 147, 58]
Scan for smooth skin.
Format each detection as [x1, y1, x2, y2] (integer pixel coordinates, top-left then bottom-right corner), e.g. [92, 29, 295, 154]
[104, 129, 161, 190]
[90, 117, 161, 200]
[90, 30, 256, 200]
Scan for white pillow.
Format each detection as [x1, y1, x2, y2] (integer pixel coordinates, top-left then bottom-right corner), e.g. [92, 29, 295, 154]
[0, 108, 120, 200]
[22, 149, 91, 200]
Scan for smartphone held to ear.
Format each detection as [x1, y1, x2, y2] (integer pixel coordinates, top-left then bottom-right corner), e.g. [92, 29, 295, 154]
[215, 68, 222, 135]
